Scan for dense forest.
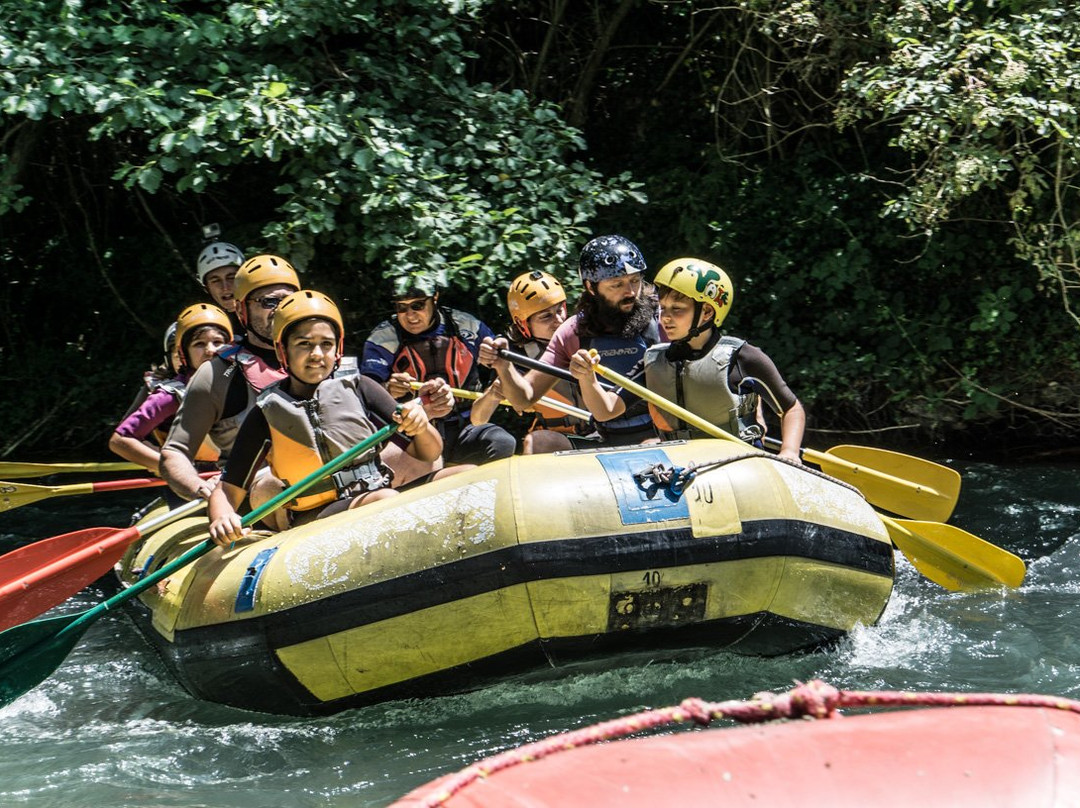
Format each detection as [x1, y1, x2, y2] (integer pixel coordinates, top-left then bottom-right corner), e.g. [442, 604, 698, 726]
[2, 0, 1079, 460]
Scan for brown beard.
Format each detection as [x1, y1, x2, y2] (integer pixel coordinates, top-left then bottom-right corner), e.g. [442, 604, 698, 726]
[576, 283, 658, 340]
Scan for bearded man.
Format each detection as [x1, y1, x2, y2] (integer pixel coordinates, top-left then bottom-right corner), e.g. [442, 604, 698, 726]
[479, 235, 660, 445]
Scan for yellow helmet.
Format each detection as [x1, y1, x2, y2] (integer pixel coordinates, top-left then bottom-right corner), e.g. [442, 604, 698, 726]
[271, 290, 345, 370]
[234, 255, 300, 326]
[653, 258, 734, 329]
[175, 303, 233, 371]
[507, 270, 567, 338]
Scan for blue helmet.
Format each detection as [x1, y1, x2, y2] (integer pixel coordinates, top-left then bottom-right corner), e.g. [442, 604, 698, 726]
[578, 235, 647, 284]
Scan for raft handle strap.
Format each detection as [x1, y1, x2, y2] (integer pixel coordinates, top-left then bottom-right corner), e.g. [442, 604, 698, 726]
[235, 547, 278, 613]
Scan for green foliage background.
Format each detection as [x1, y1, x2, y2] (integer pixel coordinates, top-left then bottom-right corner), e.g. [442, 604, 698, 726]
[2, 0, 1079, 458]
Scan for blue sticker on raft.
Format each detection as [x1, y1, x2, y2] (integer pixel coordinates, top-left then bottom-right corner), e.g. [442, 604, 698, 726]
[597, 449, 690, 525]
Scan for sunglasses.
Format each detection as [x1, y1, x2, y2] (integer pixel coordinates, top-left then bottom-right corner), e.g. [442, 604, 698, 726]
[394, 299, 430, 314]
[253, 295, 288, 311]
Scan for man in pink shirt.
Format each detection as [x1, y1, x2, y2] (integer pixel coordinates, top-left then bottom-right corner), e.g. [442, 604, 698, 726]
[479, 235, 661, 446]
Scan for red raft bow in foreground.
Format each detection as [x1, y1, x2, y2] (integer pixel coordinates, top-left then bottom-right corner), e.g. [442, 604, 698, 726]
[390, 679, 1080, 808]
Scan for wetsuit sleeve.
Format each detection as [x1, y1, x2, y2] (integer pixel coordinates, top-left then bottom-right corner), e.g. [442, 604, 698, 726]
[356, 375, 415, 451]
[358, 375, 404, 424]
[114, 390, 179, 440]
[728, 343, 799, 415]
[360, 319, 400, 383]
[470, 319, 497, 386]
[473, 320, 496, 353]
[163, 359, 224, 459]
[220, 407, 271, 490]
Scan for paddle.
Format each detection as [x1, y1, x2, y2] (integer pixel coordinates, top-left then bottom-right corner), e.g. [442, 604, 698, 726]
[0, 460, 143, 480]
[499, 348, 960, 522]
[0, 422, 400, 709]
[0, 498, 207, 632]
[762, 438, 961, 523]
[0, 472, 216, 513]
[585, 355, 1025, 592]
[499, 347, 616, 390]
[409, 380, 591, 422]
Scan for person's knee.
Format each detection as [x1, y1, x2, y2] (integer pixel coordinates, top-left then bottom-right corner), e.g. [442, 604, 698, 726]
[250, 474, 289, 531]
[523, 430, 571, 455]
[432, 464, 475, 479]
[485, 426, 517, 460]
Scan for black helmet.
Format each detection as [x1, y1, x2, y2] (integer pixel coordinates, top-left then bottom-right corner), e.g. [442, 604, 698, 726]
[579, 235, 647, 284]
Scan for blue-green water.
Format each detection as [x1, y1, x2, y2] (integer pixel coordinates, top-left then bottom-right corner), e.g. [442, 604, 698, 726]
[0, 461, 1076, 807]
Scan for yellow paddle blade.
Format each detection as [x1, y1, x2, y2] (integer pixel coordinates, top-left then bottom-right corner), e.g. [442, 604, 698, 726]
[817, 445, 961, 523]
[0, 461, 142, 480]
[883, 517, 1026, 591]
[0, 481, 96, 512]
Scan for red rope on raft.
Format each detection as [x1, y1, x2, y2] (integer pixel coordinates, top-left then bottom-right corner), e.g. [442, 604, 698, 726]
[416, 679, 1080, 807]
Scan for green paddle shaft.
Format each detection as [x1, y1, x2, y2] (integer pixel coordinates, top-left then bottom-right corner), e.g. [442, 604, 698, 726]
[0, 422, 400, 707]
[51, 422, 400, 642]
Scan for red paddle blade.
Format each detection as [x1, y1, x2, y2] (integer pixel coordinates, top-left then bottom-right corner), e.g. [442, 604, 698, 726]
[0, 525, 140, 632]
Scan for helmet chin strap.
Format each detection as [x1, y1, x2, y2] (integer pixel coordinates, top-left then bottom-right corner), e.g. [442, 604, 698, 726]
[684, 302, 712, 341]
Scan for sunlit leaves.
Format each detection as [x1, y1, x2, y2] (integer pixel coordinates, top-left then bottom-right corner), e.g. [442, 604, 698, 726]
[838, 2, 1080, 332]
[0, 0, 635, 303]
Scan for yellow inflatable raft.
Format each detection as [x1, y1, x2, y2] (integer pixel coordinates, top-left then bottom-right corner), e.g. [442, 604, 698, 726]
[116, 440, 893, 715]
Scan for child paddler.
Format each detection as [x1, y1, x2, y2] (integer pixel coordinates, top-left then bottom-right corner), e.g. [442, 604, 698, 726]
[569, 258, 806, 462]
[208, 291, 442, 544]
[109, 303, 232, 473]
[195, 237, 246, 338]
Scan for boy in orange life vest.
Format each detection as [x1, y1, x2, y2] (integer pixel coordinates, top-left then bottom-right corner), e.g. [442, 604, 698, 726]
[360, 278, 516, 465]
[110, 304, 232, 474]
[160, 255, 299, 502]
[569, 258, 805, 462]
[208, 291, 442, 544]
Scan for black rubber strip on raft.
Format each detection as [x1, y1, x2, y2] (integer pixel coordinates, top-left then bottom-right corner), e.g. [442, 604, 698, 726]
[123, 519, 892, 714]
[175, 517, 891, 651]
[126, 598, 846, 716]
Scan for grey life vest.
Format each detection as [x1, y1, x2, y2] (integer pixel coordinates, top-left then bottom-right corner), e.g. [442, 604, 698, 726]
[643, 336, 760, 441]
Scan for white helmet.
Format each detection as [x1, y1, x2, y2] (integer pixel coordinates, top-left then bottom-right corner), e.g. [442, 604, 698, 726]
[163, 321, 178, 355]
[196, 242, 245, 284]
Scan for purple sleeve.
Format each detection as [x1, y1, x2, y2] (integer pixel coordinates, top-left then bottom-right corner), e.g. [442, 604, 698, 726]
[113, 390, 179, 440]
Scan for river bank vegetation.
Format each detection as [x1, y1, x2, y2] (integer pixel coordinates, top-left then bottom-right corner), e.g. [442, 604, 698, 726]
[2, 0, 1079, 460]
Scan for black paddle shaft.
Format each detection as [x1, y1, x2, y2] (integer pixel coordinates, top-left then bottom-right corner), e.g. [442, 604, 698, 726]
[497, 348, 617, 391]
